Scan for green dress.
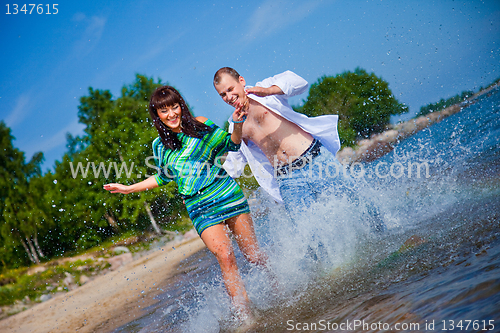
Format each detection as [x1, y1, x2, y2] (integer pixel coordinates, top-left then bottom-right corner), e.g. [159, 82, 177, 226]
[152, 119, 250, 235]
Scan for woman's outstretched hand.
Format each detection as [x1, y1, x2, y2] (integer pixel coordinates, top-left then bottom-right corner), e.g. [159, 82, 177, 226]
[104, 177, 159, 194]
[103, 183, 130, 194]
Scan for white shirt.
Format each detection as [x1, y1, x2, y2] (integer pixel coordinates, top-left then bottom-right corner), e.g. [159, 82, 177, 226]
[224, 70, 341, 203]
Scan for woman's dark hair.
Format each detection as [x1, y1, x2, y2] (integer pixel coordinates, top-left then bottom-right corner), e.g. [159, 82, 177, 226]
[149, 86, 211, 150]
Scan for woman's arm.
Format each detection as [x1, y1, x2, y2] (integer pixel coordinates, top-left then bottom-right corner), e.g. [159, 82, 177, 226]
[230, 101, 247, 145]
[104, 176, 159, 194]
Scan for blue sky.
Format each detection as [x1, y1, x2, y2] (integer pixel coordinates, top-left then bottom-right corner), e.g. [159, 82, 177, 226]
[1, 0, 499, 172]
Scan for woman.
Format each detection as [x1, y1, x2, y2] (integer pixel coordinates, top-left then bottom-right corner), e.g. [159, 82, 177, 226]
[104, 86, 268, 320]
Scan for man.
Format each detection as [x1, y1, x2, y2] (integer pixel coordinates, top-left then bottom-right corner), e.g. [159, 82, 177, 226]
[214, 67, 385, 230]
[213, 68, 345, 218]
[214, 68, 386, 264]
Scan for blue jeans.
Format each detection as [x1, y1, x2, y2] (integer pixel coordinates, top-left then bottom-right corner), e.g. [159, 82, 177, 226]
[276, 145, 385, 232]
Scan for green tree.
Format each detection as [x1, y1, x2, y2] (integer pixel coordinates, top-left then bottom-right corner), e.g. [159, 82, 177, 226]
[51, 74, 186, 252]
[0, 122, 47, 266]
[1, 75, 191, 268]
[296, 68, 408, 146]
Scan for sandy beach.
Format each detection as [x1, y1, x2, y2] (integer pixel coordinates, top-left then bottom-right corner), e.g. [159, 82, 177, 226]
[1, 237, 206, 333]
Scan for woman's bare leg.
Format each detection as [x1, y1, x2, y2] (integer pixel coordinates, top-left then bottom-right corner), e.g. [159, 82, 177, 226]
[200, 223, 252, 317]
[225, 213, 268, 267]
[226, 213, 279, 297]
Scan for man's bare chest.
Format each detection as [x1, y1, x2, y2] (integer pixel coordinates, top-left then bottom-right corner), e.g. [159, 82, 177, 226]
[242, 104, 281, 140]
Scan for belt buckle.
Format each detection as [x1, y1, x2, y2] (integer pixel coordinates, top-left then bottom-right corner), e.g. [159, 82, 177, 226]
[276, 165, 288, 177]
[293, 158, 304, 169]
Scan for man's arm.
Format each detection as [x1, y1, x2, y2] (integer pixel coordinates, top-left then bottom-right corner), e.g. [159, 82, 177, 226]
[251, 70, 308, 98]
[245, 85, 284, 97]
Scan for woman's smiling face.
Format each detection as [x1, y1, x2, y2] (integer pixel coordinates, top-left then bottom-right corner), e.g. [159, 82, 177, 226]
[157, 103, 182, 132]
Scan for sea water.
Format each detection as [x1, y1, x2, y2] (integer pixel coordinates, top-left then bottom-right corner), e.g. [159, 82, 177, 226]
[115, 87, 499, 332]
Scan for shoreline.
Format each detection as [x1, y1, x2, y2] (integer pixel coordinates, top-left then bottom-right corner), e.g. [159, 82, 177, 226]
[1, 237, 206, 333]
[336, 82, 499, 164]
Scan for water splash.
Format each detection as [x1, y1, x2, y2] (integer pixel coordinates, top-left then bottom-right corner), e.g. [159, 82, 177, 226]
[117, 88, 500, 332]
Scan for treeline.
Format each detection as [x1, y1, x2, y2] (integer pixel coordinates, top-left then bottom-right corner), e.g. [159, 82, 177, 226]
[416, 76, 500, 118]
[0, 69, 408, 269]
[416, 90, 474, 117]
[0, 75, 188, 270]
[4, 69, 490, 270]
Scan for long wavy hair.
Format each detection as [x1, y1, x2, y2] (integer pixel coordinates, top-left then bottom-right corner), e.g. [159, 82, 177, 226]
[149, 86, 211, 150]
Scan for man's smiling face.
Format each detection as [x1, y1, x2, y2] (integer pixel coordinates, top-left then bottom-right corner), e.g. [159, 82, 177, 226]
[214, 73, 248, 108]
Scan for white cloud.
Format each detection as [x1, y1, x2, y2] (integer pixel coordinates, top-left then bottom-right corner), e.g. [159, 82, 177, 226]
[245, 0, 324, 40]
[4, 93, 30, 127]
[72, 15, 107, 58]
[23, 118, 85, 158]
[72, 12, 87, 22]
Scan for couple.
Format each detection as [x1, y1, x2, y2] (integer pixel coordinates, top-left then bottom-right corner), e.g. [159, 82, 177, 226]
[104, 68, 375, 321]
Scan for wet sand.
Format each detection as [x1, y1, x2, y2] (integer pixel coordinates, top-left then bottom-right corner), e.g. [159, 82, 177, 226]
[1, 238, 206, 333]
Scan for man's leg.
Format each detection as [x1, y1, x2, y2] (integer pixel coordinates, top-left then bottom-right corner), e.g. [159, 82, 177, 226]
[277, 171, 323, 261]
[277, 172, 317, 225]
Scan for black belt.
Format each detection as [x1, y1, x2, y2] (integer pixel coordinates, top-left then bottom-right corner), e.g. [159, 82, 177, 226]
[276, 139, 322, 177]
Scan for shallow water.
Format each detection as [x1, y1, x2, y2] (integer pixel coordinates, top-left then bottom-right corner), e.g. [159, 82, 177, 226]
[115, 88, 500, 332]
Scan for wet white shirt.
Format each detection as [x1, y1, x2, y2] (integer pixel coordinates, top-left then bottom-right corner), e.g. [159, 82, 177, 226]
[224, 70, 341, 203]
